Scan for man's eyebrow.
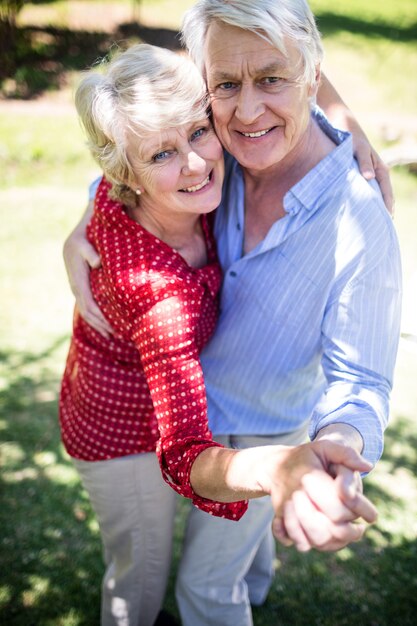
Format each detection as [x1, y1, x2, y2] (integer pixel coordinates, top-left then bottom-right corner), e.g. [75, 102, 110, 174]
[209, 70, 235, 81]
[209, 61, 289, 82]
[257, 61, 288, 74]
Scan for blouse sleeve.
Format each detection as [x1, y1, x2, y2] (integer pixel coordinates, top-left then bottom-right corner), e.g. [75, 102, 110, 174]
[131, 281, 248, 521]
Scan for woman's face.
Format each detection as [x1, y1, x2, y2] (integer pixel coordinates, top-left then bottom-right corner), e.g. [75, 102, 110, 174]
[204, 21, 317, 174]
[127, 118, 224, 219]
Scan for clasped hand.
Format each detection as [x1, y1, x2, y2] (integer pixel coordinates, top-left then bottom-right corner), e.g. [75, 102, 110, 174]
[268, 441, 377, 552]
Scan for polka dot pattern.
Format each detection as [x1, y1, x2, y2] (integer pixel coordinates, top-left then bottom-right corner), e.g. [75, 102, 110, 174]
[60, 177, 247, 520]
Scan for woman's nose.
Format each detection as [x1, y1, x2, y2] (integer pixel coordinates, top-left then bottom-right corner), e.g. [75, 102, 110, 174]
[182, 150, 206, 175]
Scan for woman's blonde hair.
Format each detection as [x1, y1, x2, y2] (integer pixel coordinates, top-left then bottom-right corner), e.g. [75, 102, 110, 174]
[75, 44, 209, 207]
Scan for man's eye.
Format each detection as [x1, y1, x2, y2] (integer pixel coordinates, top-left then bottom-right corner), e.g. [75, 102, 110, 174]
[262, 77, 281, 85]
[153, 150, 171, 162]
[218, 82, 236, 90]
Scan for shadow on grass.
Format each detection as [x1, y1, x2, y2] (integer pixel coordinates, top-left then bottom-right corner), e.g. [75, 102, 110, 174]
[0, 342, 182, 625]
[0, 343, 103, 625]
[1, 343, 417, 625]
[316, 12, 417, 42]
[2, 21, 181, 98]
[381, 415, 417, 474]
[259, 534, 417, 626]
[2, 9, 416, 98]
[259, 414, 417, 625]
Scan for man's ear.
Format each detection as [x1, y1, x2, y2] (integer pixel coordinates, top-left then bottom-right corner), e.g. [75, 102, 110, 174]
[308, 64, 321, 99]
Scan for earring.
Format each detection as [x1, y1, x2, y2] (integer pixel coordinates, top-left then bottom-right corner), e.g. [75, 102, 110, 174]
[135, 188, 142, 196]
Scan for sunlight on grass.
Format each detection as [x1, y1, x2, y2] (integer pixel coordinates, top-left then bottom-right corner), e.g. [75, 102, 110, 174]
[23, 575, 50, 607]
[0, 441, 25, 464]
[0, 115, 96, 188]
[34, 451, 58, 467]
[335, 547, 354, 561]
[44, 463, 80, 484]
[86, 517, 100, 534]
[0, 585, 12, 605]
[320, 38, 417, 148]
[47, 608, 84, 626]
[2, 467, 39, 482]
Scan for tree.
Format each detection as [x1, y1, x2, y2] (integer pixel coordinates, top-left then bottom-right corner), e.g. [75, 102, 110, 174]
[0, 0, 25, 80]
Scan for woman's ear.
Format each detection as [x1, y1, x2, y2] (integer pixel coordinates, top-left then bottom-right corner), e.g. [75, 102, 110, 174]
[125, 173, 144, 196]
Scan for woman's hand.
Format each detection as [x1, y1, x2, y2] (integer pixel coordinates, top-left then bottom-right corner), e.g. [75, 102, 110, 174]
[63, 201, 113, 338]
[318, 73, 394, 214]
[266, 441, 377, 552]
[348, 121, 394, 215]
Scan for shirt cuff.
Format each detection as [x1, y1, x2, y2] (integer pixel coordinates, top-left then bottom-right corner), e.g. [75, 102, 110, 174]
[309, 402, 384, 468]
[158, 440, 248, 521]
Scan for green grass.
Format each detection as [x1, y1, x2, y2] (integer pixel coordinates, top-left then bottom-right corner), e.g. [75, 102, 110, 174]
[0, 114, 95, 188]
[1, 1, 417, 625]
[311, 0, 417, 27]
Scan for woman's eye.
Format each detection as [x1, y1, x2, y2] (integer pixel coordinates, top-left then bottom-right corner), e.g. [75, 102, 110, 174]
[153, 150, 171, 162]
[191, 127, 206, 141]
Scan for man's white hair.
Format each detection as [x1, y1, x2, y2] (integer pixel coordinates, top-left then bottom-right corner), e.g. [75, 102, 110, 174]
[181, 0, 323, 85]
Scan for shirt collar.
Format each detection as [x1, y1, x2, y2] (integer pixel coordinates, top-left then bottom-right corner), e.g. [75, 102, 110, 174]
[284, 107, 353, 217]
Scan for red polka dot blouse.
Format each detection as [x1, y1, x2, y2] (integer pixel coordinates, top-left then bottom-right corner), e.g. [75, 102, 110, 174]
[60, 178, 247, 520]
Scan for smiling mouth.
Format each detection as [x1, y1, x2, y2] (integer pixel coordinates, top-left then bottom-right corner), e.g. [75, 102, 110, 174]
[181, 173, 211, 193]
[239, 127, 276, 138]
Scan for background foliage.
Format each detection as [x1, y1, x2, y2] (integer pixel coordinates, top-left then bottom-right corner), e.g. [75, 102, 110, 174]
[1, 1, 417, 625]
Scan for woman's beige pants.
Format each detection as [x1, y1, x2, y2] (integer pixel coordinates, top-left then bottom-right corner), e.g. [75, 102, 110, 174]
[74, 452, 177, 626]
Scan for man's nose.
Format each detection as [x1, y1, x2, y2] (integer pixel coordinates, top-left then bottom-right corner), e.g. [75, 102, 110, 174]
[235, 84, 264, 125]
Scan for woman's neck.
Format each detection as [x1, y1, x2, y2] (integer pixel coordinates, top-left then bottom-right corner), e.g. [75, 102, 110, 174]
[128, 203, 208, 269]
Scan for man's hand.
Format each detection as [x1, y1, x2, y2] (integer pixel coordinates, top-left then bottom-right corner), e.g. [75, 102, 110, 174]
[63, 201, 113, 338]
[267, 441, 377, 552]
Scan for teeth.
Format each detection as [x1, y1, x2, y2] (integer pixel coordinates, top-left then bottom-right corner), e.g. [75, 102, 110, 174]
[242, 129, 271, 138]
[183, 176, 210, 193]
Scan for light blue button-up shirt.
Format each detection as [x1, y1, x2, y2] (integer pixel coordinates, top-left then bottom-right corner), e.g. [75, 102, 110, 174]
[201, 109, 402, 466]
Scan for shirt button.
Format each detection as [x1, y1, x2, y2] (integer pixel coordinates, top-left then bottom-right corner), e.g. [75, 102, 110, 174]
[230, 271, 237, 277]
[237, 223, 241, 230]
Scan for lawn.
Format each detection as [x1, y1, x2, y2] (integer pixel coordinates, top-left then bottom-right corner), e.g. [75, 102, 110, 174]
[1, 1, 417, 625]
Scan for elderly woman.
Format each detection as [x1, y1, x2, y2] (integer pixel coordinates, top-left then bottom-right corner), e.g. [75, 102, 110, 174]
[59, 44, 232, 626]
[61, 42, 376, 626]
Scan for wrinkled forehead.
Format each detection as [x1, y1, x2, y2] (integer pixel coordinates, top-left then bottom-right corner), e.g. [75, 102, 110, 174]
[204, 21, 302, 82]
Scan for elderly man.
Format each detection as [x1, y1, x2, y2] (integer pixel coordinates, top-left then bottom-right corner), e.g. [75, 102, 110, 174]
[171, 1, 401, 624]
[64, 1, 401, 624]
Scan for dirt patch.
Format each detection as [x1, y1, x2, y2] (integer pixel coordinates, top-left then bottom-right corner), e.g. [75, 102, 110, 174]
[18, 1, 135, 34]
[0, 91, 75, 115]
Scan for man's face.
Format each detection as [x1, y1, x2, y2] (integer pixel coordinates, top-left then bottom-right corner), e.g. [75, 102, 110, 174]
[204, 21, 316, 173]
